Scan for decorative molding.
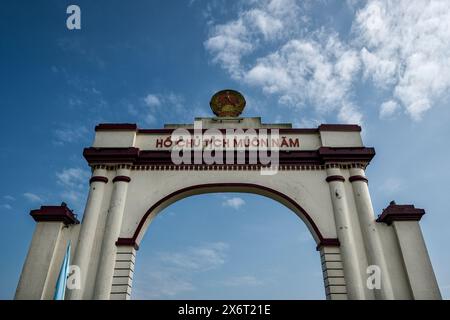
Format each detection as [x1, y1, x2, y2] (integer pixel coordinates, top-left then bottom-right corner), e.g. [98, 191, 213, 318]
[83, 147, 375, 167]
[316, 238, 341, 251]
[326, 175, 345, 183]
[318, 147, 375, 163]
[91, 163, 367, 172]
[113, 176, 131, 183]
[95, 123, 137, 131]
[116, 238, 139, 251]
[83, 147, 139, 164]
[376, 202, 426, 225]
[89, 176, 109, 184]
[117, 183, 329, 249]
[318, 124, 361, 132]
[94, 123, 362, 133]
[349, 175, 368, 183]
[30, 203, 79, 225]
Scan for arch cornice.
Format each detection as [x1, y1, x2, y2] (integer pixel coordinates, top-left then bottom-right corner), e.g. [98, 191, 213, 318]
[84, 147, 375, 166]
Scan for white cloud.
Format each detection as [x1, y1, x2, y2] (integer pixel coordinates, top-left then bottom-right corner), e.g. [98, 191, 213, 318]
[204, 18, 253, 78]
[133, 271, 195, 299]
[205, 2, 362, 124]
[1, 204, 12, 210]
[56, 168, 90, 189]
[56, 168, 90, 211]
[222, 197, 246, 210]
[144, 94, 162, 107]
[159, 242, 229, 271]
[53, 126, 89, 145]
[133, 242, 229, 299]
[131, 92, 185, 126]
[3, 195, 15, 201]
[379, 177, 403, 194]
[244, 34, 362, 123]
[204, 0, 304, 78]
[379, 100, 400, 119]
[354, 0, 450, 120]
[23, 192, 43, 203]
[205, 0, 450, 123]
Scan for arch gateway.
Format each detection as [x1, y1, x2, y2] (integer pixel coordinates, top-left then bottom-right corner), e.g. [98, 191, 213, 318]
[15, 91, 441, 300]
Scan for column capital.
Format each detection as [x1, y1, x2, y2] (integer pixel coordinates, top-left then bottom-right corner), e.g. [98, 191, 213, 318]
[376, 201, 425, 225]
[113, 175, 131, 183]
[326, 175, 345, 183]
[116, 238, 139, 251]
[349, 175, 368, 183]
[316, 238, 340, 251]
[89, 176, 109, 184]
[30, 203, 79, 225]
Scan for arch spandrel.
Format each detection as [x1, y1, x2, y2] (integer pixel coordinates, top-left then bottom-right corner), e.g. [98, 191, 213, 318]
[119, 169, 338, 246]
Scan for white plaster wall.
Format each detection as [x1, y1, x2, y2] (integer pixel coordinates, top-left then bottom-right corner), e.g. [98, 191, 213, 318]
[93, 131, 136, 148]
[320, 131, 363, 147]
[376, 223, 413, 299]
[15, 222, 80, 300]
[393, 221, 442, 299]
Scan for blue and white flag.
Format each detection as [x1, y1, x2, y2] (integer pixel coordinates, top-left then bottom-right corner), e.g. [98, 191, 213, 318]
[53, 242, 71, 300]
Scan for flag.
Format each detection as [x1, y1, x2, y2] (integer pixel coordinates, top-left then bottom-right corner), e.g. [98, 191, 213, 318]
[53, 242, 71, 300]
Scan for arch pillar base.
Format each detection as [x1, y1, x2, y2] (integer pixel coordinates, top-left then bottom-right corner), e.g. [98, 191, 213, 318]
[110, 245, 136, 300]
[319, 246, 348, 300]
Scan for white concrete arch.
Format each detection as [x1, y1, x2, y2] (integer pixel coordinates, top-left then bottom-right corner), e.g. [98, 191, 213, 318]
[15, 117, 442, 301]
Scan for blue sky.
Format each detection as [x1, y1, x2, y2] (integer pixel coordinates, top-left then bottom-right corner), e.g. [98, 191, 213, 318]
[1, 0, 450, 299]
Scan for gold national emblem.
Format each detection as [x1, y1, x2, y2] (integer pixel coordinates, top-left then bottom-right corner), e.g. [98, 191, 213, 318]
[209, 89, 246, 117]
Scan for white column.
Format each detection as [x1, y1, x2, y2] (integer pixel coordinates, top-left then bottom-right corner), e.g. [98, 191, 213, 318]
[349, 167, 394, 299]
[66, 168, 108, 300]
[325, 167, 367, 299]
[93, 168, 131, 299]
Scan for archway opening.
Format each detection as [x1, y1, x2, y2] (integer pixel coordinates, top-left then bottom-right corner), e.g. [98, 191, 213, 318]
[131, 193, 325, 299]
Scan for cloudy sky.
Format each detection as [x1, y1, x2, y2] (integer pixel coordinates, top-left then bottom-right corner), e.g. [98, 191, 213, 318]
[1, 0, 450, 299]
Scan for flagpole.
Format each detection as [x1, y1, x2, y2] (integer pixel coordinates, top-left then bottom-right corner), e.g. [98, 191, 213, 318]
[54, 242, 71, 300]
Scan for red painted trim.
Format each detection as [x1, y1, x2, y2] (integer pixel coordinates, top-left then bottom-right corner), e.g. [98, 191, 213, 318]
[83, 147, 139, 164]
[137, 128, 319, 134]
[84, 147, 375, 166]
[94, 123, 361, 133]
[376, 202, 426, 225]
[318, 124, 361, 132]
[89, 176, 108, 184]
[113, 176, 131, 183]
[95, 123, 137, 131]
[316, 238, 340, 251]
[116, 238, 139, 250]
[318, 147, 375, 162]
[349, 175, 368, 183]
[117, 183, 328, 249]
[30, 203, 79, 225]
[326, 175, 345, 182]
